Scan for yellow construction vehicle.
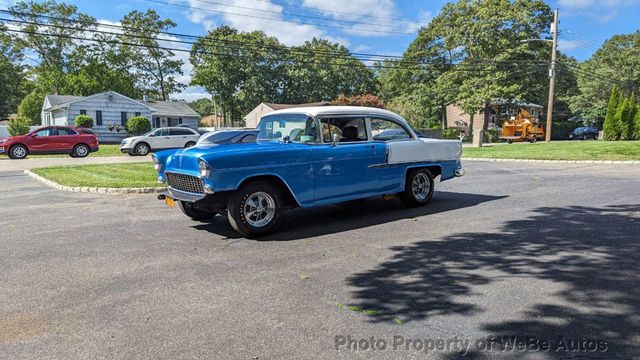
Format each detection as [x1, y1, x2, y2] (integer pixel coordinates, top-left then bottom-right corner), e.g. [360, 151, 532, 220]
[500, 109, 545, 143]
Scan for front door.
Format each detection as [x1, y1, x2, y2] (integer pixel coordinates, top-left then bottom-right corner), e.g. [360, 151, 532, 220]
[311, 117, 385, 203]
[29, 127, 56, 152]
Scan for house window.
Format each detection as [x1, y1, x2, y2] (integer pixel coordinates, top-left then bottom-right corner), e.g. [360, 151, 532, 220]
[135, 112, 141, 117]
[80, 110, 86, 115]
[153, 117, 160, 128]
[96, 111, 103, 126]
[121, 112, 128, 126]
[178, 118, 183, 125]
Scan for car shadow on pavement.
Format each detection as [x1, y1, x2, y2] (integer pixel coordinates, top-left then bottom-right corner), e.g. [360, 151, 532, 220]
[345, 204, 640, 358]
[191, 191, 507, 241]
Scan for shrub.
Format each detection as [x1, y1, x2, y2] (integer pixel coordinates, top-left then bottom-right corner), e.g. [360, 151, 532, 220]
[483, 128, 501, 143]
[125, 116, 151, 135]
[332, 94, 385, 108]
[74, 114, 94, 128]
[17, 91, 44, 125]
[634, 109, 640, 140]
[442, 128, 461, 140]
[603, 87, 620, 140]
[8, 116, 31, 136]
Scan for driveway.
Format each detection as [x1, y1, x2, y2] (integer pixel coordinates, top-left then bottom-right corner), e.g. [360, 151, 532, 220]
[0, 162, 638, 359]
[0, 155, 150, 172]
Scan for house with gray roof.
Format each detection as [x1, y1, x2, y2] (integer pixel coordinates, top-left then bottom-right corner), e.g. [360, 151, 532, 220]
[42, 91, 200, 142]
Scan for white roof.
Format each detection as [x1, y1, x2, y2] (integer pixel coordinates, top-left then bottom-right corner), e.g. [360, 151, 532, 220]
[267, 106, 407, 123]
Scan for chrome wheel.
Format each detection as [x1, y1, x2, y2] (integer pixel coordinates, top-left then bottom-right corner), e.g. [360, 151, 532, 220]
[136, 143, 149, 156]
[243, 191, 276, 228]
[412, 173, 431, 202]
[11, 146, 27, 159]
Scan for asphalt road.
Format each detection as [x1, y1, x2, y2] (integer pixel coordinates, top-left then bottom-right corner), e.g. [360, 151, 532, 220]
[0, 161, 639, 359]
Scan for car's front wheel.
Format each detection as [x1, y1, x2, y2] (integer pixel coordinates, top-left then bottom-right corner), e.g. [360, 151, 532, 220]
[8, 144, 28, 159]
[73, 144, 90, 158]
[185, 141, 196, 148]
[227, 181, 283, 238]
[400, 168, 435, 207]
[178, 201, 215, 221]
[134, 142, 150, 156]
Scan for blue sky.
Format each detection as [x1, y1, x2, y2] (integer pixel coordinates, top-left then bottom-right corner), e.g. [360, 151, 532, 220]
[2, 0, 639, 100]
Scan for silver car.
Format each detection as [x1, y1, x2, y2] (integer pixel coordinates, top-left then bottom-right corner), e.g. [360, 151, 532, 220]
[120, 127, 201, 156]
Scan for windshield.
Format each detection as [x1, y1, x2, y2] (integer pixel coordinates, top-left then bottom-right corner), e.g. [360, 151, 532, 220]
[257, 114, 318, 143]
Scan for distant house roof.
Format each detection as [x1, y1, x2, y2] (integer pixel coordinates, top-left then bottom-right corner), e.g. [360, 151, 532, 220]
[45, 95, 84, 109]
[43, 92, 200, 117]
[263, 101, 330, 111]
[145, 100, 200, 117]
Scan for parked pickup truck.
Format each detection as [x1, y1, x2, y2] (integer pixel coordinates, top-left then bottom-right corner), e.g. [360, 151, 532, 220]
[152, 106, 464, 237]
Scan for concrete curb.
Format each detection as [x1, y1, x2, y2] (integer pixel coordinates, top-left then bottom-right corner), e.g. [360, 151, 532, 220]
[24, 170, 167, 194]
[462, 158, 640, 165]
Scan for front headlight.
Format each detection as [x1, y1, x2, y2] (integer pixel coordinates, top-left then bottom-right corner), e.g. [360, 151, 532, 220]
[152, 154, 162, 171]
[198, 158, 211, 178]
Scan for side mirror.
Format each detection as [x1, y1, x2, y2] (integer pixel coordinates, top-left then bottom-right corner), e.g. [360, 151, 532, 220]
[331, 133, 339, 147]
[31, 133, 38, 137]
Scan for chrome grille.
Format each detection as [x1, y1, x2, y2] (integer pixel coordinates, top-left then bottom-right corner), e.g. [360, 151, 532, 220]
[166, 172, 204, 194]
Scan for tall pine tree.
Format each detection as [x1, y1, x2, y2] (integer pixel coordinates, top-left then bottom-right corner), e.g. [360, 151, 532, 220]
[615, 97, 632, 140]
[603, 87, 620, 140]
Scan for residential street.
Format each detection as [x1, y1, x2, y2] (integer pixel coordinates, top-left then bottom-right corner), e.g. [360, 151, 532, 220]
[1, 161, 639, 359]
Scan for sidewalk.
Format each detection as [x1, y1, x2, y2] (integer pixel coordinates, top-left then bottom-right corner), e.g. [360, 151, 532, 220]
[0, 156, 150, 172]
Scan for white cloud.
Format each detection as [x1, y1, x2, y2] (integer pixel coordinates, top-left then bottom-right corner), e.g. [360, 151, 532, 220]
[557, 0, 639, 22]
[172, 86, 210, 101]
[557, 39, 583, 51]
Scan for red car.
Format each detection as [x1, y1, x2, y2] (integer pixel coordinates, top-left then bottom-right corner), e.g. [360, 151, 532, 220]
[0, 126, 99, 159]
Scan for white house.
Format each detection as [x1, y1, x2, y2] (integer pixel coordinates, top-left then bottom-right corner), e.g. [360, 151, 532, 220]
[244, 101, 329, 128]
[41, 91, 201, 142]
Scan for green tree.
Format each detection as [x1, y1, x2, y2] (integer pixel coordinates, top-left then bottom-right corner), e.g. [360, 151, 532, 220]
[570, 31, 640, 123]
[4, 0, 95, 94]
[0, 43, 28, 119]
[119, 10, 185, 100]
[615, 97, 632, 140]
[385, 0, 554, 131]
[17, 91, 44, 125]
[8, 116, 32, 136]
[603, 87, 620, 140]
[634, 104, 640, 140]
[188, 98, 218, 116]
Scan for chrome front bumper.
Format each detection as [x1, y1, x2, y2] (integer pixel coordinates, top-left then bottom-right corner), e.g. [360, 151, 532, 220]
[454, 169, 465, 177]
[165, 186, 206, 202]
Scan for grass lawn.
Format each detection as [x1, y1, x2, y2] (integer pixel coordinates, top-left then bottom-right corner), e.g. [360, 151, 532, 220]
[462, 140, 640, 161]
[31, 163, 162, 188]
[30, 144, 125, 158]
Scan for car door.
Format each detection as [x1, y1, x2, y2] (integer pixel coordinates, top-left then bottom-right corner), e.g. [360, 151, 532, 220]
[311, 117, 386, 203]
[28, 127, 56, 153]
[148, 128, 170, 149]
[52, 127, 78, 151]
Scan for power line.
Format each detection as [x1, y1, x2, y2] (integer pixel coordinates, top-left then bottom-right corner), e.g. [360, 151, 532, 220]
[144, 0, 414, 36]
[179, 0, 421, 32]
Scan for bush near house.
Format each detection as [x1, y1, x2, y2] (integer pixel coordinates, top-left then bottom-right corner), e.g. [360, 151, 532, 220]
[74, 114, 94, 128]
[442, 128, 461, 140]
[332, 94, 385, 108]
[8, 116, 31, 136]
[125, 116, 151, 135]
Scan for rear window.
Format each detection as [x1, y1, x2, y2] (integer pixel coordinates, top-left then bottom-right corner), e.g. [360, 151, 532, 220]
[79, 129, 94, 135]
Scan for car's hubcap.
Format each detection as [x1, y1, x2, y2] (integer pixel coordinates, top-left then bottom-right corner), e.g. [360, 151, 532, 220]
[412, 173, 430, 202]
[13, 147, 25, 158]
[76, 146, 88, 156]
[244, 191, 276, 228]
[138, 145, 148, 155]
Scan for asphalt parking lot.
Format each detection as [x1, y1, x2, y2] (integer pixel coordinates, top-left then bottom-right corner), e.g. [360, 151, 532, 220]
[1, 161, 639, 359]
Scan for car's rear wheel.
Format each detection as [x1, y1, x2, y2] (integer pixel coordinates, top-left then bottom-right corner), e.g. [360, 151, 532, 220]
[227, 181, 283, 238]
[178, 201, 215, 221]
[8, 144, 28, 159]
[400, 168, 434, 207]
[185, 141, 196, 148]
[135, 142, 150, 156]
[73, 144, 90, 158]
[582, 134, 587, 140]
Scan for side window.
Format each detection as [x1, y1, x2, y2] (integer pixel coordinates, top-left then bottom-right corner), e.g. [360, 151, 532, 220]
[371, 118, 412, 141]
[241, 134, 256, 143]
[57, 127, 77, 136]
[169, 129, 181, 136]
[35, 128, 53, 137]
[153, 129, 168, 137]
[182, 129, 195, 135]
[320, 118, 367, 143]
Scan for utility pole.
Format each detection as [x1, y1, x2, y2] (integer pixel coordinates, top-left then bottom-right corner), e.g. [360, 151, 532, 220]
[545, 9, 559, 143]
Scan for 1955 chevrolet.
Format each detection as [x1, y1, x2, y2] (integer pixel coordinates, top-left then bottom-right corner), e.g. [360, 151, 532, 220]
[152, 106, 464, 237]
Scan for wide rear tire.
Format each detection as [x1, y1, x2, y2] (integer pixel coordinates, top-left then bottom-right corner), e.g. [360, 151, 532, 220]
[400, 169, 435, 207]
[227, 181, 283, 238]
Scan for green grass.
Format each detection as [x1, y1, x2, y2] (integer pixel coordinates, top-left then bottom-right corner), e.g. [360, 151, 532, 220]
[31, 163, 162, 188]
[29, 144, 125, 158]
[462, 141, 640, 161]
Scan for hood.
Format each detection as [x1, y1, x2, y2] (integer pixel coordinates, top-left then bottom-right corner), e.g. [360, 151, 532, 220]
[164, 141, 313, 173]
[123, 136, 143, 143]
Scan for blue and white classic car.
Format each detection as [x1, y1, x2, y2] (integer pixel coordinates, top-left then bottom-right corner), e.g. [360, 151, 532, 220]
[153, 106, 464, 237]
